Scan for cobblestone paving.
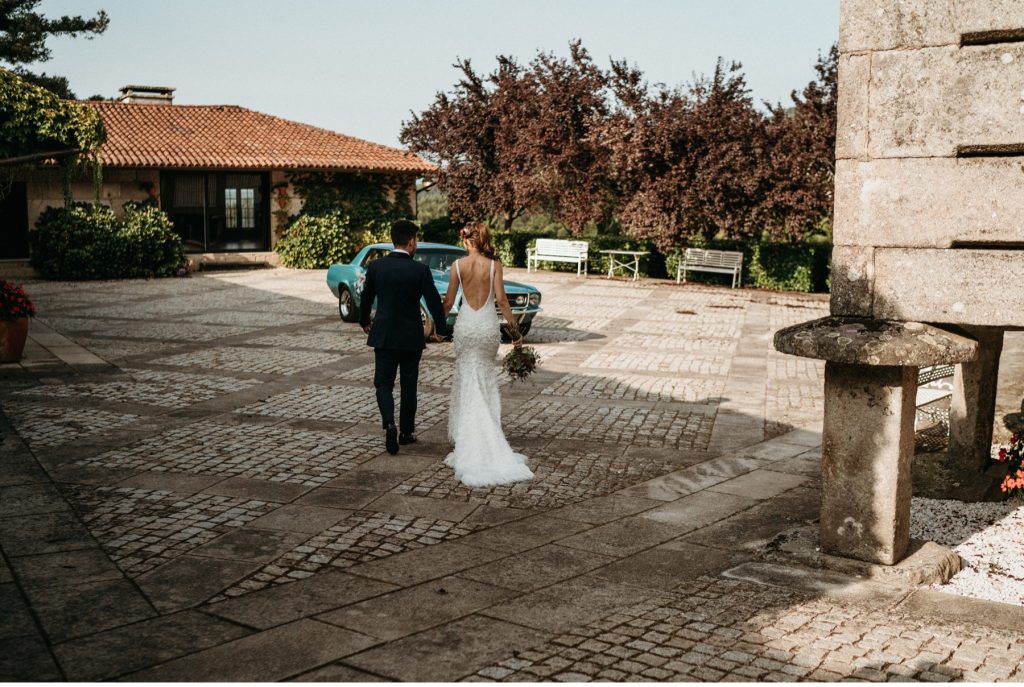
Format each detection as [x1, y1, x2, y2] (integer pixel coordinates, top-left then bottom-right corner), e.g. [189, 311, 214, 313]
[335, 360, 510, 389]
[12, 368, 261, 408]
[505, 400, 715, 450]
[81, 320, 259, 342]
[179, 310, 325, 327]
[612, 333, 738, 352]
[76, 420, 380, 485]
[149, 345, 340, 375]
[242, 330, 369, 352]
[213, 512, 485, 600]
[62, 486, 276, 576]
[626, 320, 742, 339]
[235, 384, 450, 426]
[393, 447, 681, 509]
[540, 372, 725, 404]
[3, 402, 141, 447]
[468, 576, 1024, 683]
[59, 337, 184, 360]
[581, 351, 730, 376]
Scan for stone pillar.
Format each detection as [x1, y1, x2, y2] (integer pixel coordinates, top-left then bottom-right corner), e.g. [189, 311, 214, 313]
[774, 316, 977, 565]
[820, 362, 916, 565]
[949, 327, 1004, 471]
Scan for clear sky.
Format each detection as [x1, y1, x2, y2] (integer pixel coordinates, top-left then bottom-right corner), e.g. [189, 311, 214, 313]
[35, 0, 839, 148]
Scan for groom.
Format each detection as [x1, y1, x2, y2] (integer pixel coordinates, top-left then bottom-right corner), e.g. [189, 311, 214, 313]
[359, 220, 448, 455]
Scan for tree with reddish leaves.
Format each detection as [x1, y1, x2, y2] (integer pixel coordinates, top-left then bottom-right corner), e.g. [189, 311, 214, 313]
[759, 44, 838, 241]
[608, 59, 771, 251]
[401, 42, 612, 233]
[515, 41, 614, 233]
[401, 56, 528, 231]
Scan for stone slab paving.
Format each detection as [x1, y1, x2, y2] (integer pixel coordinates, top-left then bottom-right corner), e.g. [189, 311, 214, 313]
[1, 267, 1023, 681]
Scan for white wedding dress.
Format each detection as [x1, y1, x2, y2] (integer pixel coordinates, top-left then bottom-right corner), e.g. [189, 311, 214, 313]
[445, 259, 534, 487]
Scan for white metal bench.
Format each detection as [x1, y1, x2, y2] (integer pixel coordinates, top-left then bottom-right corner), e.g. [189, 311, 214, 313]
[527, 239, 590, 276]
[676, 248, 744, 288]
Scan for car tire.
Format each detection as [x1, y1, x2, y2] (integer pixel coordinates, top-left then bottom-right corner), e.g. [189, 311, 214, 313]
[338, 287, 359, 322]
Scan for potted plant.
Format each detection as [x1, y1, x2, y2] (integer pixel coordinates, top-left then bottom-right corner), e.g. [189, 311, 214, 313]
[0, 280, 37, 363]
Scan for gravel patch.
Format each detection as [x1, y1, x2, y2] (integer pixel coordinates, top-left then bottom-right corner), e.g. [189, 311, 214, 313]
[911, 495, 1024, 606]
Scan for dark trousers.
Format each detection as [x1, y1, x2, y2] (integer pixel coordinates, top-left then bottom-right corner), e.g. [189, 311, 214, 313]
[373, 348, 422, 434]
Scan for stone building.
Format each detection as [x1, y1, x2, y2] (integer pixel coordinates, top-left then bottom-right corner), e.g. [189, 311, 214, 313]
[0, 85, 433, 268]
[776, 0, 1024, 567]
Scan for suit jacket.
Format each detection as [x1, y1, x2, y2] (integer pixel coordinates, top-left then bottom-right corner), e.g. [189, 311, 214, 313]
[359, 251, 448, 350]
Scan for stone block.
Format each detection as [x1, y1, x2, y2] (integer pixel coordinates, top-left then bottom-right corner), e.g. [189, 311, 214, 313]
[344, 614, 552, 682]
[125, 619, 375, 681]
[24, 578, 156, 643]
[316, 575, 515, 641]
[869, 44, 1024, 158]
[836, 54, 870, 159]
[459, 544, 615, 592]
[829, 246, 874, 316]
[820, 363, 916, 564]
[949, 327, 1004, 471]
[840, 0, 957, 52]
[834, 158, 1024, 248]
[774, 317, 977, 366]
[872, 249, 1024, 326]
[205, 570, 397, 630]
[955, 0, 1024, 37]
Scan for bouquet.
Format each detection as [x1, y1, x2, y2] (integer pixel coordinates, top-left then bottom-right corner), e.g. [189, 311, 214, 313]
[502, 345, 541, 383]
[0, 281, 36, 321]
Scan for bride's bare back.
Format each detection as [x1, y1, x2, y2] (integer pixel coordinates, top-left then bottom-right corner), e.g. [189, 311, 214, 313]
[456, 254, 493, 310]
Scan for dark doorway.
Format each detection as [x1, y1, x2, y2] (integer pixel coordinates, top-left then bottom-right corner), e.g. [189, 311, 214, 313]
[161, 171, 270, 252]
[0, 182, 30, 260]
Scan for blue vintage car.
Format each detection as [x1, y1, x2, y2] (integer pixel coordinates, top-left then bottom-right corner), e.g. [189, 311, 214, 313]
[326, 242, 542, 340]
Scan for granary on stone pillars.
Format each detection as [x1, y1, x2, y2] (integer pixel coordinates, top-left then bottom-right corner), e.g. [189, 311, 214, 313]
[774, 0, 1024, 566]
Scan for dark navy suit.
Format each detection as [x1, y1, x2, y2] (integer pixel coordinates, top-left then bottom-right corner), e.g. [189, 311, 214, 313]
[359, 250, 448, 434]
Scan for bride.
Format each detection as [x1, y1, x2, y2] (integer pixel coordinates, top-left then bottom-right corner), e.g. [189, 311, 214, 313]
[440, 223, 535, 488]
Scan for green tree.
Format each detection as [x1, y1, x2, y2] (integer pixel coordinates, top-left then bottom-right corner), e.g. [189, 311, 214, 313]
[0, 0, 109, 98]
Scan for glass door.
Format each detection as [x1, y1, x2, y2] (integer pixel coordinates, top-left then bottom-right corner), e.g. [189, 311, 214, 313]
[162, 172, 269, 252]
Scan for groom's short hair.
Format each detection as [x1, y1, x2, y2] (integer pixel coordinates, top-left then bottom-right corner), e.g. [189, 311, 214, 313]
[391, 220, 419, 247]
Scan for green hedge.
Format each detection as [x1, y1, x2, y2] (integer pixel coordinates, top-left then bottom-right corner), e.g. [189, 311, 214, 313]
[31, 202, 185, 280]
[276, 212, 376, 269]
[665, 240, 832, 292]
[423, 217, 832, 293]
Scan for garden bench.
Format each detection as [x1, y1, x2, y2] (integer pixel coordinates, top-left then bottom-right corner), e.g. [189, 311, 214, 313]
[676, 248, 743, 288]
[527, 239, 590, 276]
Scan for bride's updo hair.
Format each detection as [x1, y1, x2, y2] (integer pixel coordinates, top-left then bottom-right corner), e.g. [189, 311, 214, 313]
[459, 222, 497, 260]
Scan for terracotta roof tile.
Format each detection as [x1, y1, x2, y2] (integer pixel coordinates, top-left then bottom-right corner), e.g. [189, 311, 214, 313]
[83, 101, 434, 174]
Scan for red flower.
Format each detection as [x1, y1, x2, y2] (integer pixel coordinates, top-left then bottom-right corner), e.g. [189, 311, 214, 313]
[999, 448, 1008, 462]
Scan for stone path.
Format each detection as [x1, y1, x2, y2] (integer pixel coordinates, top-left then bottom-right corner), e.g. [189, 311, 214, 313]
[1, 268, 1023, 681]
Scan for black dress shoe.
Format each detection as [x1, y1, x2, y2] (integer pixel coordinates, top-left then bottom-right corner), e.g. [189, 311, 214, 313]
[385, 424, 399, 455]
[399, 432, 417, 445]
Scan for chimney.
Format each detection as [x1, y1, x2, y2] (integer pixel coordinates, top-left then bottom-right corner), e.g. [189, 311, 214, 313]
[118, 85, 175, 105]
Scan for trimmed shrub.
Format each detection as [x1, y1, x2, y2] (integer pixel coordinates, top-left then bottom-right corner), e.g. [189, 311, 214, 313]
[420, 216, 460, 246]
[114, 201, 186, 278]
[665, 240, 831, 292]
[31, 202, 185, 280]
[492, 228, 559, 267]
[276, 212, 373, 269]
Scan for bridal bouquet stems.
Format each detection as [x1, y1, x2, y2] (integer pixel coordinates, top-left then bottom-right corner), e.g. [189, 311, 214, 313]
[502, 346, 541, 383]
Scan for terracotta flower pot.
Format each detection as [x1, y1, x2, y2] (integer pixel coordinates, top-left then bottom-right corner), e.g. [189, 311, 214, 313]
[0, 317, 29, 363]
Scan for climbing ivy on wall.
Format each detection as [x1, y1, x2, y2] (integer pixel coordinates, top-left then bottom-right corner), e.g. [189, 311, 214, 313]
[0, 68, 106, 203]
[287, 171, 414, 236]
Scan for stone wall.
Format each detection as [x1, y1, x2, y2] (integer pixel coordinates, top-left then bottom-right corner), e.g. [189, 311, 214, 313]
[833, 0, 1024, 328]
[26, 168, 158, 230]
